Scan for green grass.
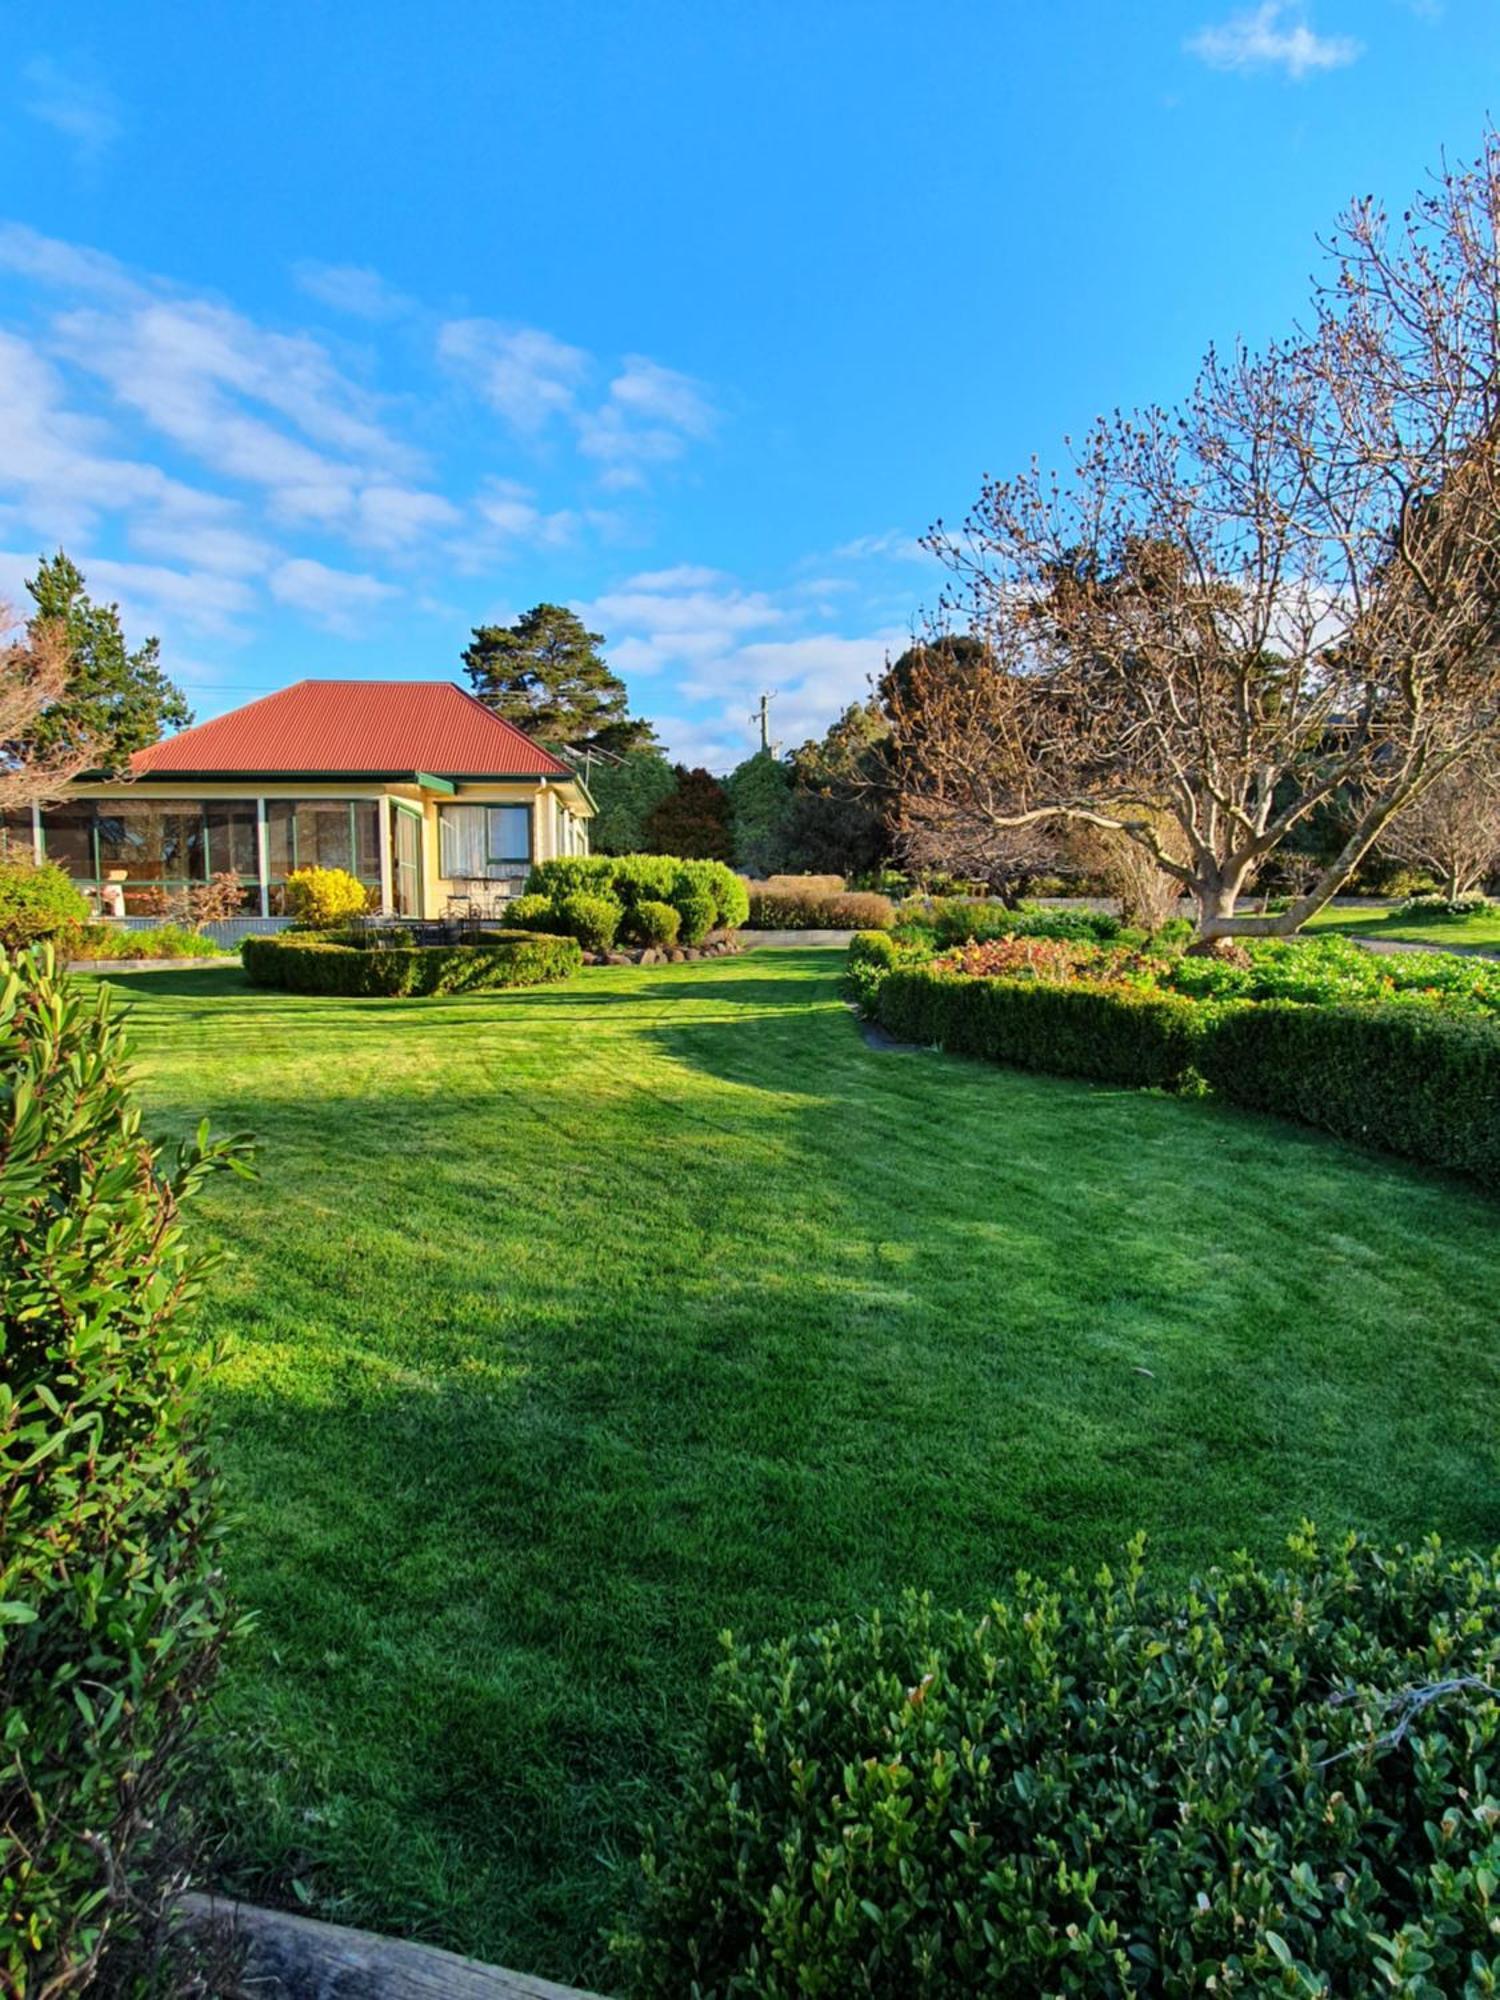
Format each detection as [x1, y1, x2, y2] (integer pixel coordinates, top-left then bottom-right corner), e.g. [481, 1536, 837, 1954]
[1305, 902, 1500, 951]
[103, 949, 1500, 1987]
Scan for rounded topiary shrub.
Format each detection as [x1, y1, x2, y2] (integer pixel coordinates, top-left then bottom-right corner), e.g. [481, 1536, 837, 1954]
[554, 889, 622, 951]
[500, 892, 559, 931]
[628, 898, 681, 948]
[671, 885, 716, 945]
[0, 858, 89, 951]
[616, 1531, 1500, 1998]
[284, 865, 369, 929]
[0, 946, 251, 1992]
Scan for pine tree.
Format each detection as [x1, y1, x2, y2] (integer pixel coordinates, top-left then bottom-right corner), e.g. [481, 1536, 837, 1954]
[462, 603, 650, 751]
[22, 553, 192, 772]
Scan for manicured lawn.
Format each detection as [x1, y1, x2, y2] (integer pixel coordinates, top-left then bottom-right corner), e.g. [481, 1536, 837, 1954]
[1305, 902, 1500, 951]
[105, 949, 1500, 1987]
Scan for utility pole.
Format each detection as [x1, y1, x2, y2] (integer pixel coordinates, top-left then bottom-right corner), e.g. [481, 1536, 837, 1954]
[749, 689, 777, 753]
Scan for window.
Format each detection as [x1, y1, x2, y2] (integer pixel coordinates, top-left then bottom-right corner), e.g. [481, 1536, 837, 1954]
[204, 802, 260, 878]
[96, 802, 206, 882]
[0, 810, 35, 861]
[438, 803, 531, 880]
[38, 804, 97, 876]
[266, 800, 381, 881]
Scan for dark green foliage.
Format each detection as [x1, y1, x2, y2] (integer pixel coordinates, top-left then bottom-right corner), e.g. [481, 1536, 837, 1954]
[461, 603, 648, 751]
[1201, 1002, 1500, 1189]
[626, 899, 680, 947]
[644, 766, 735, 862]
[0, 858, 90, 950]
[241, 930, 580, 995]
[782, 699, 891, 877]
[617, 1531, 1500, 1998]
[0, 947, 251, 1992]
[589, 750, 678, 854]
[875, 965, 1204, 1089]
[747, 888, 896, 930]
[23, 551, 192, 771]
[553, 891, 622, 952]
[726, 750, 792, 877]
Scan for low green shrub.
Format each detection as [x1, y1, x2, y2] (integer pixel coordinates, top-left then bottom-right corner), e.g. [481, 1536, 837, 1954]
[242, 929, 580, 996]
[843, 928, 902, 1008]
[527, 855, 749, 930]
[499, 893, 559, 931]
[627, 898, 681, 948]
[69, 922, 231, 960]
[672, 883, 717, 945]
[616, 1530, 1500, 1998]
[1201, 1000, 1500, 1189]
[0, 858, 89, 951]
[284, 864, 370, 928]
[1, 947, 252, 1991]
[553, 890, 623, 951]
[896, 899, 1124, 950]
[874, 965, 1204, 1090]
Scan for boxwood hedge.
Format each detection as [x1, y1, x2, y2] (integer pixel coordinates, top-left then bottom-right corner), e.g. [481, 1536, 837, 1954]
[1200, 1000, 1500, 1190]
[241, 928, 580, 996]
[874, 965, 1204, 1091]
[616, 1531, 1500, 1998]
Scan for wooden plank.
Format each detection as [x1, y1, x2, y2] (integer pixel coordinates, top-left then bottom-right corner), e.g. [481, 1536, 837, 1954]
[175, 1893, 610, 2000]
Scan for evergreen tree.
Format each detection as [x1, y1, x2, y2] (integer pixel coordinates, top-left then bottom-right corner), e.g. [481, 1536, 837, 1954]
[782, 699, 892, 875]
[643, 765, 735, 861]
[588, 747, 678, 854]
[462, 603, 650, 751]
[22, 553, 191, 772]
[726, 749, 792, 876]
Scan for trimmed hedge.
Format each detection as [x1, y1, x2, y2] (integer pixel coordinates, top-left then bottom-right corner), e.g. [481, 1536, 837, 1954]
[527, 854, 749, 930]
[616, 1531, 1500, 1997]
[1, 947, 252, 1990]
[747, 888, 895, 930]
[241, 928, 580, 996]
[869, 959, 1500, 1190]
[1202, 1000, 1500, 1189]
[875, 965, 1203, 1090]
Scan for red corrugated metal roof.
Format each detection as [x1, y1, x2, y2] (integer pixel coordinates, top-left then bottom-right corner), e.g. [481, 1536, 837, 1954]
[129, 680, 572, 779]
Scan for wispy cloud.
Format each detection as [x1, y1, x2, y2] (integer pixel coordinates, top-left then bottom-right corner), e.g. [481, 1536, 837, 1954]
[440, 321, 717, 487]
[293, 261, 414, 321]
[269, 557, 399, 635]
[21, 56, 123, 163]
[1186, 3, 1361, 78]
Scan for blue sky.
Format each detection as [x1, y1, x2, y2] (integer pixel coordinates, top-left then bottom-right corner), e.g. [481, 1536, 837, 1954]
[2, 0, 1497, 769]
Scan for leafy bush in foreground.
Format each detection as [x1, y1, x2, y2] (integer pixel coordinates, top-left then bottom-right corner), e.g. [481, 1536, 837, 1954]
[0, 947, 252, 1993]
[242, 929, 580, 995]
[617, 1530, 1500, 1998]
[0, 858, 90, 951]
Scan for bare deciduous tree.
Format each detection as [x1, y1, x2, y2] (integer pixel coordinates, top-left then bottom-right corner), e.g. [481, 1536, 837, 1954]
[1377, 743, 1500, 899]
[910, 137, 1500, 940]
[0, 602, 87, 819]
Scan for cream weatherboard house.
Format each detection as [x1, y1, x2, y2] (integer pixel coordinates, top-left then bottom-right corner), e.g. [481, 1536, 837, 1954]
[14, 680, 594, 922]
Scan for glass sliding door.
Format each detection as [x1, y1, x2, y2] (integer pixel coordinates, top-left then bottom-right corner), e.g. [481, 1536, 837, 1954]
[392, 804, 422, 917]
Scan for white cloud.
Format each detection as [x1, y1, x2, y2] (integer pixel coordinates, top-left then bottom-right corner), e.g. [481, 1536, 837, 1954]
[438, 319, 591, 432]
[294, 261, 413, 321]
[21, 56, 123, 162]
[1186, 3, 1362, 77]
[269, 557, 399, 634]
[830, 528, 929, 564]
